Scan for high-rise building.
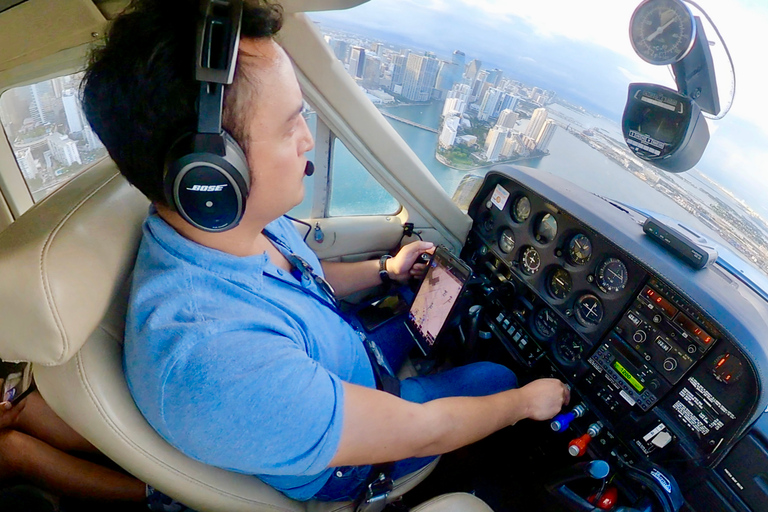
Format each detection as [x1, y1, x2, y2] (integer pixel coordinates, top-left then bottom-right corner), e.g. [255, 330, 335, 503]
[371, 42, 384, 57]
[499, 93, 519, 113]
[478, 88, 503, 121]
[439, 115, 461, 148]
[448, 83, 471, 103]
[487, 68, 503, 87]
[361, 55, 382, 89]
[535, 119, 557, 153]
[14, 147, 38, 179]
[29, 82, 55, 125]
[485, 126, 509, 162]
[401, 53, 439, 102]
[435, 61, 459, 95]
[470, 70, 489, 101]
[464, 59, 482, 82]
[389, 53, 408, 92]
[47, 132, 81, 166]
[442, 97, 466, 117]
[82, 124, 103, 151]
[497, 109, 518, 129]
[329, 39, 349, 62]
[525, 107, 549, 140]
[62, 90, 83, 133]
[348, 46, 366, 79]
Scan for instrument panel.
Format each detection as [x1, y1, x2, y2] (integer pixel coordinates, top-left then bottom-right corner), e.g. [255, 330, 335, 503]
[461, 167, 767, 478]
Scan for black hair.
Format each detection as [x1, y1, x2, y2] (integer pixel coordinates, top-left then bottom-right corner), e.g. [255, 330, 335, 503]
[81, 0, 282, 204]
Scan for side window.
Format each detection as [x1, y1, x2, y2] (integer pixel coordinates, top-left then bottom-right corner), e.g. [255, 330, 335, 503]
[0, 73, 107, 203]
[288, 103, 400, 219]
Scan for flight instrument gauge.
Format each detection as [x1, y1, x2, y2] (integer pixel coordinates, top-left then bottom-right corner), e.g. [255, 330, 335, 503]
[512, 196, 531, 223]
[535, 213, 558, 244]
[555, 331, 587, 364]
[498, 228, 516, 254]
[597, 257, 629, 293]
[520, 246, 541, 275]
[547, 267, 572, 300]
[533, 308, 559, 339]
[574, 294, 604, 327]
[567, 233, 592, 265]
[629, 0, 696, 65]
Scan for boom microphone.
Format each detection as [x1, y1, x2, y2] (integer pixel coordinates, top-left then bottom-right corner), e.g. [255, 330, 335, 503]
[304, 161, 315, 176]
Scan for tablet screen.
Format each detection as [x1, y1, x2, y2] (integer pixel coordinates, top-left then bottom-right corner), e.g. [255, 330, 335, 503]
[407, 246, 471, 355]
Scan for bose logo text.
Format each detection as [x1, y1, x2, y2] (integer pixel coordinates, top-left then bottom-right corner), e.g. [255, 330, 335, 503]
[187, 184, 228, 192]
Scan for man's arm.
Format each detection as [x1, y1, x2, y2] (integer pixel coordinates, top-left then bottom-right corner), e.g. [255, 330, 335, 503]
[321, 241, 434, 297]
[329, 378, 569, 467]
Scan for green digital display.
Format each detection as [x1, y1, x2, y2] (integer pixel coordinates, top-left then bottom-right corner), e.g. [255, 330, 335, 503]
[613, 360, 645, 393]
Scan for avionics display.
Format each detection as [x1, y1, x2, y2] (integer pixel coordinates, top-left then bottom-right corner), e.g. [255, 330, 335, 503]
[613, 360, 645, 393]
[674, 313, 713, 345]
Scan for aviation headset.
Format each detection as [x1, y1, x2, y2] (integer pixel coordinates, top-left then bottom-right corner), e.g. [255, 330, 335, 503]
[164, 0, 314, 232]
[163, 0, 249, 232]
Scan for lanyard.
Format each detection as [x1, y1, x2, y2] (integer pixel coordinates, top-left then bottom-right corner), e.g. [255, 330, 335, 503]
[262, 229, 339, 312]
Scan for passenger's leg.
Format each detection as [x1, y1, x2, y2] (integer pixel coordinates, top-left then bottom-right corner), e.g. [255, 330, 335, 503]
[0, 429, 145, 502]
[12, 391, 96, 453]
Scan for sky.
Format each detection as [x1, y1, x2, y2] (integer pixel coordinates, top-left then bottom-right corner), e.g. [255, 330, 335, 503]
[309, 0, 768, 218]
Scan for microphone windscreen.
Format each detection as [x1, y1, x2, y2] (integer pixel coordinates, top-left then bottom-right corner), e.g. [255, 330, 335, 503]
[304, 161, 315, 176]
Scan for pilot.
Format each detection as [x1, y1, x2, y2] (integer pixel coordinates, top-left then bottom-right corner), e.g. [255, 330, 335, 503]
[81, 0, 570, 503]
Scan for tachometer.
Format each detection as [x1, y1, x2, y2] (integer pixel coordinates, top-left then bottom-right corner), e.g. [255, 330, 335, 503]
[547, 267, 572, 300]
[512, 196, 531, 223]
[567, 233, 592, 266]
[498, 228, 516, 254]
[629, 0, 696, 65]
[533, 308, 559, 339]
[520, 246, 541, 275]
[535, 213, 558, 244]
[574, 294, 603, 327]
[596, 257, 629, 293]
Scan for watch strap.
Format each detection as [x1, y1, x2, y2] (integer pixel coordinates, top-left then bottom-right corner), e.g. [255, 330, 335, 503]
[378, 254, 393, 283]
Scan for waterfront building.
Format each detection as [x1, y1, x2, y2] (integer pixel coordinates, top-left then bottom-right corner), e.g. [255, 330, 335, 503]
[485, 126, 510, 162]
[478, 88, 503, 121]
[401, 53, 439, 102]
[456, 134, 477, 146]
[389, 53, 408, 92]
[361, 54, 382, 89]
[439, 115, 461, 148]
[525, 107, 549, 140]
[442, 97, 466, 118]
[497, 109, 518, 129]
[522, 134, 537, 152]
[536, 119, 557, 153]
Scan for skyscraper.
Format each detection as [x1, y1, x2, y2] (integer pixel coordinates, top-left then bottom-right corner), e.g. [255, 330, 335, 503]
[62, 90, 83, 133]
[389, 53, 408, 92]
[535, 119, 557, 153]
[464, 59, 482, 82]
[401, 53, 439, 102]
[348, 46, 366, 79]
[525, 107, 549, 140]
[439, 115, 461, 148]
[487, 68, 503, 87]
[485, 126, 509, 162]
[478, 88, 503, 121]
[497, 109, 518, 129]
[499, 93, 518, 113]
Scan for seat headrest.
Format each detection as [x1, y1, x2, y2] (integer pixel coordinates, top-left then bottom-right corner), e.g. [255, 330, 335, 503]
[0, 160, 149, 365]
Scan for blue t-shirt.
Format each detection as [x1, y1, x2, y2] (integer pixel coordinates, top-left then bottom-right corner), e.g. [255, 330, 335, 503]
[124, 211, 376, 500]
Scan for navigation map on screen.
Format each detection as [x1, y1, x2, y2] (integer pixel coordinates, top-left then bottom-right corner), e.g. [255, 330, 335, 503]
[408, 254, 466, 348]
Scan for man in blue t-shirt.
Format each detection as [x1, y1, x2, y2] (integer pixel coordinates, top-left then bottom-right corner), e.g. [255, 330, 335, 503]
[81, 0, 570, 502]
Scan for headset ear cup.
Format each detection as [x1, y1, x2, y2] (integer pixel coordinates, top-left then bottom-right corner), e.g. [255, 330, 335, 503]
[163, 131, 250, 232]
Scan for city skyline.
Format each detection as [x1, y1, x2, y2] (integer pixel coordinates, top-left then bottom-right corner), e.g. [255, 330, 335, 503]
[310, 0, 768, 224]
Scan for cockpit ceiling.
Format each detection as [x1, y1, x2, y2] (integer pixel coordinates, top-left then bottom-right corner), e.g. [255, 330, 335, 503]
[0, 0, 27, 14]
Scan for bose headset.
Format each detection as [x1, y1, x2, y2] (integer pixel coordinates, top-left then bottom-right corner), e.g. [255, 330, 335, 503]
[164, 0, 314, 232]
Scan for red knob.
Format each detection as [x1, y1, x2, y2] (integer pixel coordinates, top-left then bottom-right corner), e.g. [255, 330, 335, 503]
[568, 433, 592, 457]
[596, 486, 618, 510]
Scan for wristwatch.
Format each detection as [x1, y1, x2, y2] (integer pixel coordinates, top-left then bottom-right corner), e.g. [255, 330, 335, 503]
[378, 254, 393, 284]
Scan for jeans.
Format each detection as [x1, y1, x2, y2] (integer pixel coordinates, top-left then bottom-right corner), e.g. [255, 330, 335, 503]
[313, 358, 518, 501]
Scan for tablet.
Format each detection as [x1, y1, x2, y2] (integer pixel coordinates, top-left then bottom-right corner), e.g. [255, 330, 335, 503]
[406, 246, 471, 356]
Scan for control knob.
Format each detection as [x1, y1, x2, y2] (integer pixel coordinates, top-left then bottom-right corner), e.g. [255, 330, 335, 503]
[663, 357, 678, 372]
[633, 330, 647, 343]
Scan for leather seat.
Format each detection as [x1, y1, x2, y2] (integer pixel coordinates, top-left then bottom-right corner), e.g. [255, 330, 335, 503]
[0, 160, 480, 512]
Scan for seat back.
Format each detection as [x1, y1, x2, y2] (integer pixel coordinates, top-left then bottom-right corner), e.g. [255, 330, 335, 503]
[0, 161, 305, 512]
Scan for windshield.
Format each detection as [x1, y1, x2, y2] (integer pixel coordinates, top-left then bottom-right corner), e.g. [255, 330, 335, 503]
[309, 0, 768, 284]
